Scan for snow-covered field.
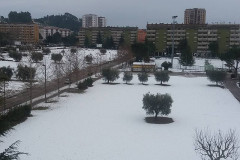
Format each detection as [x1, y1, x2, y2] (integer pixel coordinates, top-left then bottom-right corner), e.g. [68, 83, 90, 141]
[0, 74, 239, 160]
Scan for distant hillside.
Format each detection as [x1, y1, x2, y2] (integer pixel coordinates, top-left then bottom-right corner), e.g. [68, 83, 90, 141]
[35, 13, 82, 32]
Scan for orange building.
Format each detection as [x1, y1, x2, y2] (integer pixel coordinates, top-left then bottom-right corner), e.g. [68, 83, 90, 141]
[0, 23, 39, 44]
[137, 29, 147, 43]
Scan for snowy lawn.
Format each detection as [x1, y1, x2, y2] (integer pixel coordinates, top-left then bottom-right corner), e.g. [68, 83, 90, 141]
[0, 74, 240, 160]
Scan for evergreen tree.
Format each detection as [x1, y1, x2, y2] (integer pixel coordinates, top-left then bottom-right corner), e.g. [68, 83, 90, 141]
[8, 11, 32, 23]
[51, 53, 63, 63]
[154, 71, 170, 85]
[161, 61, 172, 70]
[123, 72, 133, 84]
[16, 65, 36, 81]
[31, 52, 43, 63]
[8, 51, 22, 62]
[208, 41, 219, 57]
[84, 36, 90, 48]
[206, 70, 227, 86]
[178, 39, 195, 66]
[96, 31, 103, 44]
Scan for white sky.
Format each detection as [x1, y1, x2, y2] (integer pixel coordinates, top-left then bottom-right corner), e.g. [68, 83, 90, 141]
[0, 0, 240, 28]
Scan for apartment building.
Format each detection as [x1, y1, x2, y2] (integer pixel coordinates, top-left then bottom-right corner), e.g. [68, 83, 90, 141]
[39, 26, 72, 39]
[184, 8, 206, 25]
[137, 29, 147, 43]
[146, 23, 240, 55]
[98, 17, 106, 27]
[0, 23, 39, 44]
[82, 14, 98, 28]
[78, 27, 138, 47]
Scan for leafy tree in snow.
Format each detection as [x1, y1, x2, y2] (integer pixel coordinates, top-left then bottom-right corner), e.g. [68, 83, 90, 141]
[51, 53, 63, 63]
[8, 51, 22, 62]
[123, 72, 133, 84]
[161, 61, 172, 70]
[138, 72, 148, 84]
[101, 68, 119, 84]
[154, 71, 170, 85]
[208, 41, 219, 57]
[31, 52, 43, 63]
[142, 93, 173, 119]
[42, 48, 51, 55]
[16, 65, 36, 81]
[206, 70, 226, 86]
[96, 31, 103, 44]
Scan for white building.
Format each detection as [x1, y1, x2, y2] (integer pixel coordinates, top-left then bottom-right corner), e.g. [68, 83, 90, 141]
[39, 26, 72, 39]
[98, 17, 106, 27]
[82, 14, 98, 28]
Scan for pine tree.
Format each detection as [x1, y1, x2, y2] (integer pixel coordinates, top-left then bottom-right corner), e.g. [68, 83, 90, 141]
[178, 39, 195, 66]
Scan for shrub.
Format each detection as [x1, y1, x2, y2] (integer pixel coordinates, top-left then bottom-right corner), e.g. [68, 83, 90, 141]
[9, 51, 22, 62]
[77, 82, 88, 90]
[123, 72, 133, 84]
[85, 55, 93, 64]
[0, 105, 31, 136]
[138, 72, 148, 84]
[154, 71, 170, 85]
[42, 48, 51, 55]
[16, 65, 36, 81]
[31, 52, 43, 63]
[206, 70, 227, 85]
[51, 53, 63, 63]
[142, 93, 173, 119]
[84, 78, 93, 87]
[161, 61, 172, 70]
[100, 49, 107, 54]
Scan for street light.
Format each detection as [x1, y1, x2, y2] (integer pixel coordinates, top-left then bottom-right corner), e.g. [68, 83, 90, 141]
[171, 16, 178, 67]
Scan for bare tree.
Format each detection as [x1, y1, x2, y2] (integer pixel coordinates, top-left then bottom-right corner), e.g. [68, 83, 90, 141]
[194, 129, 239, 160]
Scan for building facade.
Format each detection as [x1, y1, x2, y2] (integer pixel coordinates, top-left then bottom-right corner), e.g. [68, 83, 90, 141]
[0, 23, 39, 44]
[137, 29, 147, 43]
[39, 26, 72, 39]
[82, 14, 98, 28]
[184, 8, 206, 25]
[98, 17, 106, 27]
[147, 23, 240, 55]
[78, 27, 138, 48]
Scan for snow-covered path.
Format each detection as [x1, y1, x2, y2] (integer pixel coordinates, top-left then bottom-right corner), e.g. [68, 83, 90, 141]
[0, 74, 239, 160]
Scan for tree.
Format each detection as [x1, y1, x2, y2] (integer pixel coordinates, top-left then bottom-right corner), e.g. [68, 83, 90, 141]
[208, 41, 219, 57]
[142, 93, 173, 119]
[154, 71, 170, 85]
[0, 140, 28, 159]
[96, 31, 103, 44]
[138, 72, 148, 84]
[145, 39, 156, 57]
[206, 70, 227, 86]
[16, 65, 36, 81]
[8, 51, 22, 62]
[8, 11, 32, 23]
[123, 72, 133, 84]
[84, 36, 90, 48]
[0, 66, 13, 110]
[161, 61, 172, 70]
[85, 55, 93, 64]
[62, 33, 78, 46]
[220, 46, 240, 76]
[42, 48, 51, 55]
[101, 68, 119, 84]
[118, 34, 125, 48]
[178, 39, 195, 66]
[131, 43, 148, 62]
[31, 52, 43, 63]
[194, 129, 239, 160]
[51, 53, 63, 63]
[104, 36, 115, 49]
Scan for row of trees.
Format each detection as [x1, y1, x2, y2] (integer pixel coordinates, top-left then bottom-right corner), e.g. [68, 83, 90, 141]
[102, 68, 170, 85]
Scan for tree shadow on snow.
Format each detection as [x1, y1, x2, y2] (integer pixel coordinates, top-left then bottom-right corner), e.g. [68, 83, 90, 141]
[155, 84, 171, 86]
[102, 82, 120, 85]
[207, 84, 225, 89]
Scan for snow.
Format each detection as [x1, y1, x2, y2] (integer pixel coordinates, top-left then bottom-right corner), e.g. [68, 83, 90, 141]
[0, 74, 239, 160]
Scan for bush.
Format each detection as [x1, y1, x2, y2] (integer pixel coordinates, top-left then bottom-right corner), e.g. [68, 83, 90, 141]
[42, 48, 51, 55]
[0, 105, 31, 136]
[31, 52, 43, 62]
[138, 72, 148, 84]
[102, 68, 119, 84]
[100, 49, 107, 55]
[84, 78, 93, 87]
[206, 70, 227, 86]
[161, 61, 172, 70]
[77, 82, 88, 90]
[142, 93, 173, 119]
[51, 53, 63, 63]
[85, 55, 93, 63]
[154, 71, 170, 85]
[9, 51, 22, 62]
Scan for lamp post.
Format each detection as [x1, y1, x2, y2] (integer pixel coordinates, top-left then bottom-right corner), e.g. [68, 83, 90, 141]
[171, 16, 178, 67]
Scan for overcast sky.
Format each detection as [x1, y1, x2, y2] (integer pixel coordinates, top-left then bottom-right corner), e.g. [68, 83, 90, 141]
[0, 0, 240, 28]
